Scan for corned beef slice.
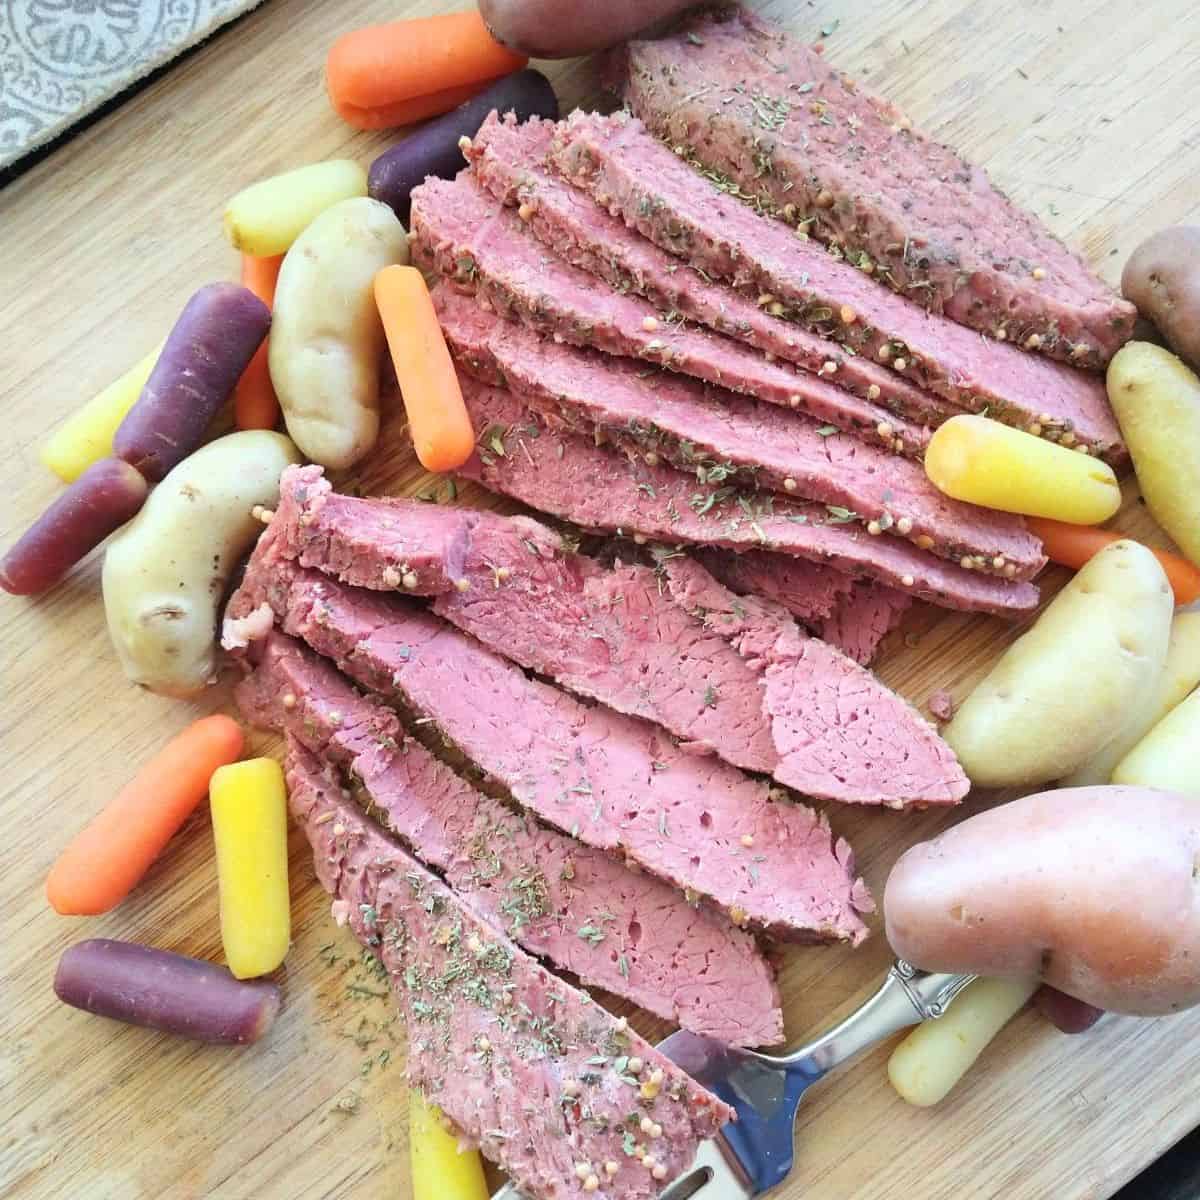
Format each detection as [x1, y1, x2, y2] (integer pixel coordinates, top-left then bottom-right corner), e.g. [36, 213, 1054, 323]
[817, 583, 914, 667]
[698, 550, 910, 666]
[270, 463, 473, 592]
[286, 741, 732, 1200]
[695, 549, 853, 625]
[612, 6, 1135, 369]
[227, 534, 872, 942]
[466, 112, 955, 431]
[659, 559, 965, 806]
[435, 286, 1044, 581]
[551, 111, 1124, 463]
[265, 468, 966, 807]
[409, 171, 928, 452]
[236, 632, 783, 1045]
[456, 376, 1039, 618]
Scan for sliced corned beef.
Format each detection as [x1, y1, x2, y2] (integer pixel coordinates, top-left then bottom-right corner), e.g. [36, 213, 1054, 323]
[436, 286, 1045, 580]
[817, 583, 914, 667]
[286, 740, 732, 1200]
[610, 6, 1135, 370]
[236, 632, 783, 1045]
[466, 112, 955, 432]
[410, 171, 927, 452]
[659, 558, 965, 807]
[226, 532, 873, 942]
[269, 463, 475, 592]
[695, 550, 909, 664]
[456, 375, 1039, 618]
[551, 111, 1124, 463]
[262, 468, 965, 807]
[694, 550, 854, 626]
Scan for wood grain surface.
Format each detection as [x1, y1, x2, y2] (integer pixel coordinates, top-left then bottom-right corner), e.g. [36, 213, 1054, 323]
[2, 2, 1198, 1198]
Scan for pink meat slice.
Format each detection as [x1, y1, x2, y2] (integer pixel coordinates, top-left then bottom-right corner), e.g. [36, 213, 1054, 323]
[660, 558, 965, 807]
[236, 632, 782, 1045]
[550, 110, 1124, 463]
[436, 286, 1044, 580]
[410, 170, 928, 452]
[695, 549, 855, 625]
[455, 375, 1040, 618]
[817, 583, 915, 667]
[287, 740, 732, 1200]
[610, 6, 1135, 369]
[466, 111, 955, 431]
[226, 526, 873, 942]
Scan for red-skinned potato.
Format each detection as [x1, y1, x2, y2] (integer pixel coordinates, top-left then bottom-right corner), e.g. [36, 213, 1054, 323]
[884, 786, 1200, 1016]
[1034, 987, 1104, 1034]
[479, 0, 703, 58]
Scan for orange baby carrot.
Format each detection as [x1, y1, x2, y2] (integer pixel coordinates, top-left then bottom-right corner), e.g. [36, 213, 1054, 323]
[46, 715, 245, 916]
[1027, 516, 1200, 606]
[374, 265, 474, 473]
[327, 10, 525, 130]
[234, 254, 283, 430]
[331, 82, 493, 132]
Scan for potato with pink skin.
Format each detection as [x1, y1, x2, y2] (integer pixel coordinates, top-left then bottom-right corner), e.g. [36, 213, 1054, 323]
[884, 786, 1200, 1016]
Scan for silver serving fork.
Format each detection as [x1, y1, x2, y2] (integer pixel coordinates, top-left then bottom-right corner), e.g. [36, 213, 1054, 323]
[493, 961, 973, 1200]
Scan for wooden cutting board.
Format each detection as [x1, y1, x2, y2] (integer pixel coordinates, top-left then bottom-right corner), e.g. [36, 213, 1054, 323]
[2, 1, 1198, 1197]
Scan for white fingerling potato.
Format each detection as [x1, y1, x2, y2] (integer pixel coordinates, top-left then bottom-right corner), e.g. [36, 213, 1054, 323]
[103, 431, 300, 696]
[269, 197, 408, 468]
[1107, 342, 1200, 565]
[223, 159, 367, 256]
[1064, 609, 1200, 786]
[887, 977, 1037, 1108]
[943, 540, 1172, 787]
[1112, 687, 1200, 792]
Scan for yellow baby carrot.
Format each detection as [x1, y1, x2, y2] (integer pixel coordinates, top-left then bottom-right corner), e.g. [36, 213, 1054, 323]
[409, 1089, 489, 1200]
[925, 414, 1121, 524]
[223, 160, 368, 257]
[210, 758, 291, 979]
[41, 343, 163, 482]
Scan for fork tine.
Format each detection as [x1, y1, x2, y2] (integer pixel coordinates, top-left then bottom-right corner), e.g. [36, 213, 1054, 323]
[658, 1135, 755, 1200]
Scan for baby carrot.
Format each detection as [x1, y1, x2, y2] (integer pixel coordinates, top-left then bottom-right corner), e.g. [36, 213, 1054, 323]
[210, 758, 290, 979]
[925, 414, 1121, 524]
[234, 254, 283, 431]
[1026, 516, 1200, 606]
[331, 83, 489, 132]
[46, 715, 244, 916]
[40, 344, 164, 483]
[374, 265, 474, 472]
[327, 10, 526, 131]
[410, 1089, 489, 1200]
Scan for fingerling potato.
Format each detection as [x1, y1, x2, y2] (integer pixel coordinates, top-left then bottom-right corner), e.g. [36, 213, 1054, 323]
[1064, 609, 1200, 786]
[1122, 227, 1200, 371]
[103, 431, 300, 697]
[1112, 687, 1200, 792]
[943, 539, 1172, 788]
[269, 197, 408, 468]
[885, 785, 1200, 1015]
[1107, 342, 1200, 564]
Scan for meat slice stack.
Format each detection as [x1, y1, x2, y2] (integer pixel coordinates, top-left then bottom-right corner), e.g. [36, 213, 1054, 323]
[255, 465, 967, 808]
[227, 506, 873, 943]
[608, 4, 1136, 370]
[287, 742, 733, 1200]
[237, 630, 784, 1046]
